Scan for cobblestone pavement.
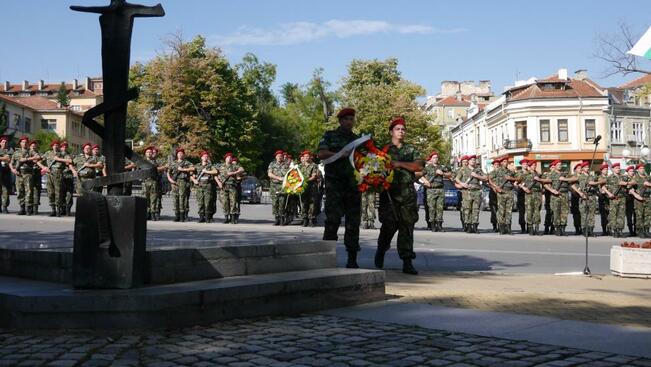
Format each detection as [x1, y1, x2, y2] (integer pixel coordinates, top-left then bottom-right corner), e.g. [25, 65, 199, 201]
[385, 272, 651, 329]
[1, 315, 650, 367]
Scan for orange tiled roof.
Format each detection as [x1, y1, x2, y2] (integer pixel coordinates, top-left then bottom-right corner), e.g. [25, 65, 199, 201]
[619, 74, 651, 89]
[435, 95, 472, 106]
[507, 77, 604, 101]
[1, 83, 98, 98]
[0, 94, 64, 111]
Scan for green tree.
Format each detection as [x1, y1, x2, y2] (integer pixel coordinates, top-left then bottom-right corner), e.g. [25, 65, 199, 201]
[32, 130, 63, 153]
[0, 102, 7, 134]
[56, 83, 70, 107]
[336, 58, 449, 161]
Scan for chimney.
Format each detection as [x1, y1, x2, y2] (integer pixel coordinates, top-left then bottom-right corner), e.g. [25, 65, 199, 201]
[72, 79, 79, 89]
[558, 68, 568, 81]
[22, 80, 29, 90]
[38, 80, 45, 90]
[574, 69, 588, 81]
[85, 77, 91, 91]
[455, 90, 463, 101]
[3, 81, 9, 91]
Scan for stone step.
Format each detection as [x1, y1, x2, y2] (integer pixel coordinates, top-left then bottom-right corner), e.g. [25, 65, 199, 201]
[0, 268, 386, 329]
[0, 240, 336, 285]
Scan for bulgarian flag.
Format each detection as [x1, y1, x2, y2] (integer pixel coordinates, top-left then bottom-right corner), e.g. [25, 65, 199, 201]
[628, 26, 651, 59]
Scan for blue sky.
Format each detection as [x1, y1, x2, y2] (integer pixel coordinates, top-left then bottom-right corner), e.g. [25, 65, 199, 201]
[2, 0, 651, 97]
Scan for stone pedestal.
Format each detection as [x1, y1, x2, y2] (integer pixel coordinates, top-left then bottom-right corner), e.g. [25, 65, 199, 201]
[610, 246, 651, 279]
[72, 192, 147, 289]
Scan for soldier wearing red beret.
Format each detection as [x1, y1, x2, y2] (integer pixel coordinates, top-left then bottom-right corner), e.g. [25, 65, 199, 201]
[268, 150, 287, 225]
[10, 135, 40, 215]
[217, 152, 244, 224]
[420, 149, 452, 233]
[318, 107, 363, 269]
[540, 160, 577, 236]
[298, 150, 319, 227]
[167, 147, 195, 222]
[602, 162, 628, 237]
[0, 136, 11, 213]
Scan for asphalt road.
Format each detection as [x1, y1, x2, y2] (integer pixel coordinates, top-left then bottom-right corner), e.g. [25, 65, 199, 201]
[0, 195, 618, 275]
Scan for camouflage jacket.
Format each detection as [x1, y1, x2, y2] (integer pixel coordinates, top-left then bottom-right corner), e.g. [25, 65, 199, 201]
[0, 147, 13, 171]
[268, 161, 286, 188]
[298, 162, 318, 186]
[43, 150, 65, 171]
[606, 173, 627, 198]
[218, 162, 242, 188]
[169, 159, 193, 181]
[423, 164, 445, 189]
[521, 170, 542, 192]
[73, 154, 99, 179]
[12, 148, 37, 174]
[455, 166, 483, 190]
[194, 162, 217, 184]
[318, 126, 359, 186]
[385, 143, 421, 187]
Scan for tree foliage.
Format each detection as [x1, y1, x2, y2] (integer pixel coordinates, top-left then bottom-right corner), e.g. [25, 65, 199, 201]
[336, 58, 449, 162]
[32, 130, 62, 153]
[56, 83, 70, 107]
[0, 102, 7, 135]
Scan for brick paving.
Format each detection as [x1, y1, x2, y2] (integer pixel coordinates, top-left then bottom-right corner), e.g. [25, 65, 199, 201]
[0, 315, 650, 367]
[386, 272, 651, 329]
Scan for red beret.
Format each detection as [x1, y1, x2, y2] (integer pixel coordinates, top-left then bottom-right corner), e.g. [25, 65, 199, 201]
[19, 136, 29, 143]
[82, 142, 92, 150]
[0, 136, 8, 143]
[600, 163, 609, 170]
[91, 144, 100, 150]
[551, 159, 561, 166]
[29, 140, 37, 146]
[581, 161, 590, 167]
[636, 163, 645, 170]
[612, 162, 620, 168]
[626, 165, 635, 171]
[232, 157, 239, 162]
[200, 150, 209, 158]
[492, 158, 500, 164]
[460, 155, 468, 162]
[274, 150, 284, 157]
[144, 146, 154, 152]
[468, 154, 477, 160]
[389, 117, 406, 131]
[175, 147, 185, 155]
[574, 163, 583, 171]
[520, 159, 528, 165]
[528, 159, 537, 165]
[336, 108, 356, 119]
[50, 140, 60, 147]
[427, 151, 439, 160]
[60, 141, 68, 148]
[224, 152, 233, 160]
[287, 154, 293, 159]
[300, 150, 312, 157]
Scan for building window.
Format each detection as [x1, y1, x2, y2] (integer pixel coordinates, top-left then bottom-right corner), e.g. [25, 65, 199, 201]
[24, 117, 31, 133]
[585, 119, 596, 142]
[71, 105, 82, 112]
[41, 119, 57, 131]
[447, 109, 454, 119]
[557, 119, 568, 142]
[540, 120, 550, 142]
[13, 115, 22, 131]
[633, 122, 645, 142]
[611, 120, 623, 143]
[515, 121, 527, 140]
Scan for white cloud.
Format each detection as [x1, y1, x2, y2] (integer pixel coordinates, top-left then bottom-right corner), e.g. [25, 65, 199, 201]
[211, 20, 466, 46]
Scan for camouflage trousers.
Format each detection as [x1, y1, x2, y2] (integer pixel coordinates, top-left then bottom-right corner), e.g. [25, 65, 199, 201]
[32, 173, 41, 209]
[46, 171, 63, 208]
[301, 185, 317, 220]
[579, 196, 597, 228]
[0, 171, 10, 208]
[220, 186, 239, 215]
[270, 185, 286, 217]
[378, 186, 418, 260]
[361, 190, 376, 222]
[16, 173, 33, 207]
[608, 197, 626, 231]
[323, 179, 361, 252]
[62, 176, 74, 210]
[497, 190, 514, 226]
[525, 192, 542, 225]
[634, 198, 651, 231]
[196, 182, 215, 218]
[461, 189, 482, 224]
[142, 179, 159, 216]
[172, 179, 190, 215]
[426, 188, 444, 223]
[550, 193, 569, 227]
[76, 177, 94, 196]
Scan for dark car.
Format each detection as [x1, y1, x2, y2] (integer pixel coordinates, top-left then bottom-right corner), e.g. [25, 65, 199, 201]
[240, 176, 262, 204]
[443, 179, 460, 210]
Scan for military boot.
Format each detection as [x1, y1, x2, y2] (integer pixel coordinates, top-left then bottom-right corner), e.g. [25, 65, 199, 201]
[309, 218, 316, 227]
[374, 248, 387, 269]
[66, 206, 72, 216]
[224, 215, 231, 224]
[430, 222, 437, 232]
[274, 217, 281, 226]
[174, 213, 180, 222]
[199, 215, 206, 223]
[346, 251, 359, 269]
[368, 221, 376, 230]
[473, 224, 479, 234]
[33, 206, 38, 215]
[543, 226, 550, 235]
[302, 218, 309, 227]
[18, 205, 26, 215]
[57, 206, 64, 217]
[2, 207, 8, 214]
[26, 206, 33, 216]
[147, 213, 152, 221]
[232, 214, 239, 224]
[49, 206, 57, 217]
[506, 225, 513, 235]
[520, 224, 526, 234]
[153, 213, 159, 221]
[402, 259, 418, 275]
[180, 213, 186, 222]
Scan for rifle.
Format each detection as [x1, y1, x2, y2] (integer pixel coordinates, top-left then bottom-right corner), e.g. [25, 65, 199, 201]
[196, 167, 207, 181]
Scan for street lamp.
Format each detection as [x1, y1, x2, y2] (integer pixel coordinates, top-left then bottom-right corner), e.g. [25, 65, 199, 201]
[622, 148, 631, 159]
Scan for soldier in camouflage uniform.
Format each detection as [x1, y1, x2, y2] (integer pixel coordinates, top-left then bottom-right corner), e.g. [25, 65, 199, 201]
[72, 142, 102, 197]
[298, 150, 319, 227]
[140, 147, 161, 221]
[59, 142, 75, 216]
[374, 118, 423, 275]
[487, 158, 501, 232]
[42, 141, 70, 217]
[491, 157, 518, 235]
[283, 153, 299, 225]
[572, 161, 598, 237]
[167, 147, 194, 222]
[268, 150, 287, 226]
[216, 152, 244, 224]
[541, 160, 575, 236]
[519, 159, 543, 235]
[570, 163, 583, 235]
[29, 141, 46, 215]
[91, 144, 105, 194]
[192, 151, 219, 223]
[420, 151, 449, 232]
[10, 136, 38, 215]
[597, 163, 610, 236]
[625, 165, 637, 236]
[151, 147, 166, 218]
[0, 136, 13, 213]
[318, 108, 362, 268]
[602, 163, 628, 237]
[629, 164, 651, 238]
[455, 155, 487, 233]
[361, 191, 376, 230]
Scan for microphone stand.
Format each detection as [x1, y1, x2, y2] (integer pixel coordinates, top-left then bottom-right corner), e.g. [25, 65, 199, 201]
[583, 136, 601, 275]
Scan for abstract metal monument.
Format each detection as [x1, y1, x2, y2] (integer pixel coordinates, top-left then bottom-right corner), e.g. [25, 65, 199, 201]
[70, 0, 165, 289]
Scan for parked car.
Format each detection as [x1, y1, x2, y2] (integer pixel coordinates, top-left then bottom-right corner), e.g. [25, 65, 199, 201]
[443, 179, 460, 210]
[240, 176, 262, 204]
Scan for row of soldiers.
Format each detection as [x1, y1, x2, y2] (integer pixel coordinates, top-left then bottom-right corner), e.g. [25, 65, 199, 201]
[418, 152, 651, 238]
[267, 150, 323, 227]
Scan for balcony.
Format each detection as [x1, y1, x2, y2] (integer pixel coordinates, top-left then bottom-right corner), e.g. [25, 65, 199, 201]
[503, 138, 532, 150]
